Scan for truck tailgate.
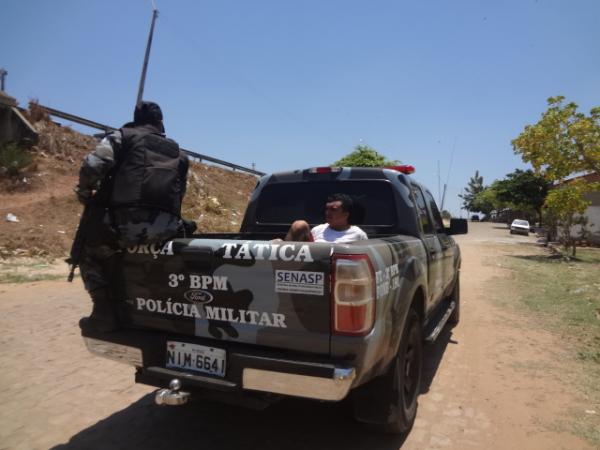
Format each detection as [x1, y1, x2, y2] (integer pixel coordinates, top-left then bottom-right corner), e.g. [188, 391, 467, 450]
[116, 239, 333, 355]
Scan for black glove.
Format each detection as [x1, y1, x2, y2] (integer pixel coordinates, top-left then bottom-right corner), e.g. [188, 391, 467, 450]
[182, 219, 197, 236]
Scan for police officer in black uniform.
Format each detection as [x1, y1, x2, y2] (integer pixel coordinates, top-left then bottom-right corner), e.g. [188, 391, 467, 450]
[73, 101, 190, 332]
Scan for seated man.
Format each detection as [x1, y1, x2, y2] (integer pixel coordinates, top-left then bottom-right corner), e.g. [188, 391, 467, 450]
[285, 193, 368, 243]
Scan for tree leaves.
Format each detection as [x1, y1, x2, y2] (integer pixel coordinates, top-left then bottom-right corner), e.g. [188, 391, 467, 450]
[512, 96, 600, 180]
[493, 169, 548, 217]
[332, 145, 398, 167]
[459, 170, 484, 211]
[512, 96, 600, 254]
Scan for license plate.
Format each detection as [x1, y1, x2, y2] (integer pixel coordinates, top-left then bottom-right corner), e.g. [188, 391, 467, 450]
[166, 341, 226, 377]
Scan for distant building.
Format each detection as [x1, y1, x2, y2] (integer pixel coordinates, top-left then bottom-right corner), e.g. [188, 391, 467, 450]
[555, 172, 600, 244]
[0, 91, 38, 147]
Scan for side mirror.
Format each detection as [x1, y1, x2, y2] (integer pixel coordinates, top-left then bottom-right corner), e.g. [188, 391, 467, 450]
[447, 218, 468, 235]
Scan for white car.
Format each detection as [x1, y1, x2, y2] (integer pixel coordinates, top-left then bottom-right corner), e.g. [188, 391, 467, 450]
[510, 219, 530, 235]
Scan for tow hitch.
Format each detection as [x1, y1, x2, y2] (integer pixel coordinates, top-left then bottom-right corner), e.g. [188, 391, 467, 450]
[155, 379, 190, 406]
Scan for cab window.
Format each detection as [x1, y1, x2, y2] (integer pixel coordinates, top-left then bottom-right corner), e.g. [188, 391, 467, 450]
[423, 190, 444, 231]
[412, 185, 433, 234]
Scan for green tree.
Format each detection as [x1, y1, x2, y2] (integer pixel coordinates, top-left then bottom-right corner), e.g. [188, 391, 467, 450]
[459, 170, 485, 212]
[493, 169, 549, 224]
[512, 96, 600, 255]
[472, 185, 501, 217]
[512, 96, 600, 179]
[333, 144, 398, 167]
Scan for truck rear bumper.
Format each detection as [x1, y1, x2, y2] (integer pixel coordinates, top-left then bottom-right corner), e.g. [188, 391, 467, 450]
[242, 367, 355, 401]
[84, 337, 143, 366]
[82, 333, 355, 401]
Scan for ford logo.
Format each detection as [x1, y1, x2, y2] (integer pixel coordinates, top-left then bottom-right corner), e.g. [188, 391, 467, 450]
[184, 290, 214, 304]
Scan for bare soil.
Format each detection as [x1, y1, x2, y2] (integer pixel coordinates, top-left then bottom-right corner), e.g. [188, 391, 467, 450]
[0, 223, 596, 450]
[0, 113, 257, 259]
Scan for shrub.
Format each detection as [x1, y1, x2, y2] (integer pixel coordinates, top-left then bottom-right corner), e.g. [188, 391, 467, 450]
[27, 99, 49, 123]
[0, 142, 32, 177]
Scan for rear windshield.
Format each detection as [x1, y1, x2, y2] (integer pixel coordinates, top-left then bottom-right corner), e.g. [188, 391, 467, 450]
[514, 220, 529, 226]
[255, 181, 397, 226]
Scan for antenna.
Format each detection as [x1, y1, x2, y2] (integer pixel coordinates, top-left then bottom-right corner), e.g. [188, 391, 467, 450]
[437, 160, 441, 205]
[136, 4, 159, 106]
[440, 137, 457, 211]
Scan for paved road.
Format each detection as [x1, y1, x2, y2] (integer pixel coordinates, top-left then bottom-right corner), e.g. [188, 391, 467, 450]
[0, 223, 592, 450]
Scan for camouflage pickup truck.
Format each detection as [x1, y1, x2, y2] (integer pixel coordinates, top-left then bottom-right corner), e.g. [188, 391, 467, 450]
[81, 165, 467, 433]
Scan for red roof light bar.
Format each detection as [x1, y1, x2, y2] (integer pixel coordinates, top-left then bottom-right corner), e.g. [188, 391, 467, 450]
[309, 167, 342, 174]
[384, 165, 415, 174]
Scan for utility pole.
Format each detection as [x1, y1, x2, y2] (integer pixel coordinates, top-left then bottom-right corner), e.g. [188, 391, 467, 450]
[440, 183, 448, 211]
[0, 68, 7, 91]
[440, 137, 457, 211]
[136, 4, 159, 106]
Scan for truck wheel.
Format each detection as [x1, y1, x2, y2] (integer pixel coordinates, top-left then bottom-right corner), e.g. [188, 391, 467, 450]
[375, 308, 423, 434]
[449, 276, 460, 325]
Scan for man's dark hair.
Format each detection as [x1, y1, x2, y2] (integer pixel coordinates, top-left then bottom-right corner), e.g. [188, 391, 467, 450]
[134, 101, 163, 127]
[327, 193, 353, 213]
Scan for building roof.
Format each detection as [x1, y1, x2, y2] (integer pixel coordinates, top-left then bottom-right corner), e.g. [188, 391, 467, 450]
[0, 90, 17, 107]
[552, 172, 600, 187]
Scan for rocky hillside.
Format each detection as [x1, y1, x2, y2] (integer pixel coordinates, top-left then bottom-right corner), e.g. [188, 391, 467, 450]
[0, 106, 257, 259]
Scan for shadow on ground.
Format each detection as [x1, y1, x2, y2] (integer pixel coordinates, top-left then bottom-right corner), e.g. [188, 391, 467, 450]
[51, 389, 406, 450]
[509, 254, 588, 264]
[421, 325, 456, 394]
[51, 327, 456, 450]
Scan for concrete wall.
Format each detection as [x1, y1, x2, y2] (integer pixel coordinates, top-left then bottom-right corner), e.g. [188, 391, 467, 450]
[571, 191, 600, 243]
[0, 105, 38, 147]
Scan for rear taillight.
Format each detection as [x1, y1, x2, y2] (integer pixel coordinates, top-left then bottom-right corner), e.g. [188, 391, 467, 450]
[331, 254, 376, 336]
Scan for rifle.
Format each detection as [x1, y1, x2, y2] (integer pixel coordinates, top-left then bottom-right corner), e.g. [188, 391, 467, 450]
[66, 203, 93, 282]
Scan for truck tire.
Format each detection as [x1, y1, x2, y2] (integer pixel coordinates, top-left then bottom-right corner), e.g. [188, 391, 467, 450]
[449, 276, 460, 325]
[356, 308, 422, 434]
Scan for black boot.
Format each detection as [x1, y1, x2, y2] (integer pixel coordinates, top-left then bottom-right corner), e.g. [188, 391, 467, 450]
[84, 288, 119, 332]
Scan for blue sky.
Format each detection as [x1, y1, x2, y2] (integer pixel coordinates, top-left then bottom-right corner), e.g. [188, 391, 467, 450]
[2, 0, 599, 216]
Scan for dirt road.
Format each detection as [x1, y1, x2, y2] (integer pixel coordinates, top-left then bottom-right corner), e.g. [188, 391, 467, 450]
[0, 223, 594, 450]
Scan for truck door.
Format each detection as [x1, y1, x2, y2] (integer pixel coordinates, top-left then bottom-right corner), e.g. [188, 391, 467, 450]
[412, 185, 444, 311]
[423, 189, 455, 294]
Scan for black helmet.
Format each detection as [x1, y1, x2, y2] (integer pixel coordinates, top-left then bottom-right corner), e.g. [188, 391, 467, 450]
[134, 101, 163, 126]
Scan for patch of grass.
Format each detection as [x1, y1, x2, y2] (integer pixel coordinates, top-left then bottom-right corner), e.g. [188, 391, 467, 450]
[501, 246, 600, 446]
[0, 273, 67, 284]
[0, 142, 32, 177]
[573, 416, 600, 447]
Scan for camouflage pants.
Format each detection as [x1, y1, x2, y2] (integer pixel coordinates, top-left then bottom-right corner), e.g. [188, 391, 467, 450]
[79, 244, 119, 293]
[79, 208, 182, 292]
[112, 208, 181, 248]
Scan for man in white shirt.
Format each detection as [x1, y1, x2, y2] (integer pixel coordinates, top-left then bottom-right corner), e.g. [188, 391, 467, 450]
[284, 193, 368, 243]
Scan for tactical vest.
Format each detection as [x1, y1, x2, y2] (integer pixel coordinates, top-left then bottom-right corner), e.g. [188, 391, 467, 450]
[110, 126, 183, 217]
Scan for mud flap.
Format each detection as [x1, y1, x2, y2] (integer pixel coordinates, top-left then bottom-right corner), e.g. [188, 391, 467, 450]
[352, 365, 397, 425]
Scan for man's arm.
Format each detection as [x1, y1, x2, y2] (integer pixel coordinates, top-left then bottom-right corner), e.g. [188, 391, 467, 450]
[178, 153, 189, 200]
[75, 131, 122, 203]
